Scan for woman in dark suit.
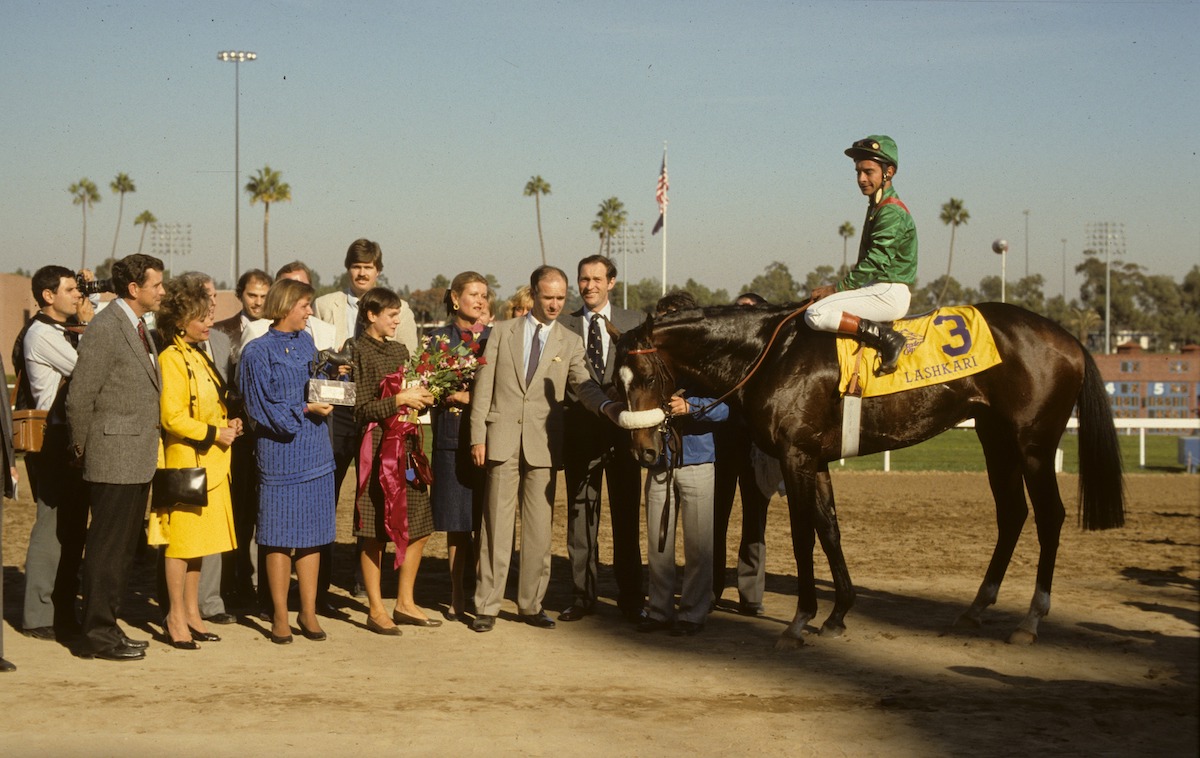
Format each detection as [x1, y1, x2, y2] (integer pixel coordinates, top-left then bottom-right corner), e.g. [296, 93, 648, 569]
[352, 287, 435, 634]
[428, 271, 491, 619]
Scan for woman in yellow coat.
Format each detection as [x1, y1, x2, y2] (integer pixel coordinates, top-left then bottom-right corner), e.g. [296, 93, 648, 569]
[149, 277, 242, 649]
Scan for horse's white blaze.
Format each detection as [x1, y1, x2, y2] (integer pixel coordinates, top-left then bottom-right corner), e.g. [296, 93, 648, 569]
[619, 366, 633, 398]
[618, 408, 666, 430]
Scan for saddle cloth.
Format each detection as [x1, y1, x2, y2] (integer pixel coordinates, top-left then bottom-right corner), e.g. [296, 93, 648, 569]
[837, 306, 1002, 398]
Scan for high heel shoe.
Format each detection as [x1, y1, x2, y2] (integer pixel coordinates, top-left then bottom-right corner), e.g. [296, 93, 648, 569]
[270, 631, 293, 645]
[188, 627, 221, 642]
[169, 637, 200, 650]
[296, 618, 327, 641]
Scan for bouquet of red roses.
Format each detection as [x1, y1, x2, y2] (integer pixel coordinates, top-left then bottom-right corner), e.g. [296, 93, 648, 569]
[404, 332, 487, 403]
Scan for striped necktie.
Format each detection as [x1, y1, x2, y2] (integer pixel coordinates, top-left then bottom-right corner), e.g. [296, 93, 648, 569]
[525, 324, 542, 386]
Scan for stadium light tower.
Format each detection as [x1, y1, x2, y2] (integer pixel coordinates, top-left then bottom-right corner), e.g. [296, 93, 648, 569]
[217, 50, 257, 278]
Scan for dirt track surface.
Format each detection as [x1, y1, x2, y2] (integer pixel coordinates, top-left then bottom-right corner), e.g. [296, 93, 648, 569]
[2, 471, 1197, 756]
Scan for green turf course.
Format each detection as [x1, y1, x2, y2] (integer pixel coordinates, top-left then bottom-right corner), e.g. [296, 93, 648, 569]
[833, 429, 1193, 474]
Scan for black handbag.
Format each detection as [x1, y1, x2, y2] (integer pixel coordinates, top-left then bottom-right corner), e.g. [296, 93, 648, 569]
[152, 466, 208, 509]
[152, 347, 210, 509]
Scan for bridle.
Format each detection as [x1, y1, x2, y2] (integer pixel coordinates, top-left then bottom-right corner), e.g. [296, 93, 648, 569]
[626, 299, 813, 416]
[623, 300, 813, 552]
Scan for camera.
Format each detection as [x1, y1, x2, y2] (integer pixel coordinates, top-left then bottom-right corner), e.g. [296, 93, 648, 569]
[76, 274, 114, 295]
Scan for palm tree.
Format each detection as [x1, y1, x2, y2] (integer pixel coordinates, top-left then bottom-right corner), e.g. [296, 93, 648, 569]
[244, 165, 292, 272]
[590, 196, 626, 256]
[936, 198, 970, 307]
[524, 175, 551, 265]
[69, 178, 101, 269]
[109, 172, 136, 258]
[134, 210, 157, 254]
[838, 221, 855, 274]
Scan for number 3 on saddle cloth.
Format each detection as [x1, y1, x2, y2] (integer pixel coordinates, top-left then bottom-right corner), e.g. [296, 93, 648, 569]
[836, 306, 1003, 457]
[838, 305, 1003, 397]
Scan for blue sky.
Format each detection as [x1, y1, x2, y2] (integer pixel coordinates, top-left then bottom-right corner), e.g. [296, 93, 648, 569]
[2, 0, 1196, 299]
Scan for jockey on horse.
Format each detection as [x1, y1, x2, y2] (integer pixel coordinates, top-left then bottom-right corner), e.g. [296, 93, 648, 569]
[806, 135, 916, 377]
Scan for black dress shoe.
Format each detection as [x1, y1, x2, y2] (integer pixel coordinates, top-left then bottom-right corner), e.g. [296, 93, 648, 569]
[557, 604, 592, 622]
[0, 658, 15, 673]
[22, 626, 56, 641]
[203, 612, 237, 625]
[621, 607, 649, 623]
[636, 617, 673, 634]
[189, 627, 221, 642]
[120, 635, 150, 650]
[737, 602, 766, 617]
[670, 620, 703, 637]
[90, 643, 146, 661]
[470, 615, 495, 633]
[519, 611, 557, 629]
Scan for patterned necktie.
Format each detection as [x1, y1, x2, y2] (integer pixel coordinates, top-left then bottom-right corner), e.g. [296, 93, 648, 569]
[136, 320, 153, 356]
[587, 313, 605, 379]
[525, 324, 542, 386]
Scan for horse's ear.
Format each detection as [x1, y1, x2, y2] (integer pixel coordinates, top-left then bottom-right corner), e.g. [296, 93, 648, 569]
[603, 316, 622, 341]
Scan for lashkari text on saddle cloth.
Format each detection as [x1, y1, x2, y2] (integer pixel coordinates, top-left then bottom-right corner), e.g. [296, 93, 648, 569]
[837, 306, 1002, 398]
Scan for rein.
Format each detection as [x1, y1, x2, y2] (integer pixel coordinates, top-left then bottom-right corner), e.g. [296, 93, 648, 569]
[635, 299, 814, 415]
[629, 299, 813, 553]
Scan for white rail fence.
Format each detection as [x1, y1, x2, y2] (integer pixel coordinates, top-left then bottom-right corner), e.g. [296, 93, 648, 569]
[869, 417, 1200, 472]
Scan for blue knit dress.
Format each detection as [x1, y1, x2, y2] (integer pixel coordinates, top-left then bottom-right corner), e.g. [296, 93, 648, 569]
[241, 327, 336, 549]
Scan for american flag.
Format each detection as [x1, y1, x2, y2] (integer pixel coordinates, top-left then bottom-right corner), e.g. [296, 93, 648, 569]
[652, 151, 668, 235]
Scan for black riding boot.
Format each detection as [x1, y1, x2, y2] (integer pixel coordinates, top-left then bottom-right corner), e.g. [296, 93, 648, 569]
[857, 319, 907, 377]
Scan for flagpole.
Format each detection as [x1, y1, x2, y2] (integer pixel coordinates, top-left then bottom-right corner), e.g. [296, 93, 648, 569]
[655, 142, 668, 295]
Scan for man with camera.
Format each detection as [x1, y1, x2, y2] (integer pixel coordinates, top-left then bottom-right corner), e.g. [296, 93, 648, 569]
[13, 266, 93, 642]
[68, 253, 165, 661]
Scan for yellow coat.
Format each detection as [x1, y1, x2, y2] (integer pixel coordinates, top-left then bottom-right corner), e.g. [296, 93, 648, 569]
[148, 335, 237, 558]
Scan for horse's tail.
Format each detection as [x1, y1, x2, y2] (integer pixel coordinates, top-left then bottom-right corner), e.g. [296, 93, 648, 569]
[1075, 348, 1125, 530]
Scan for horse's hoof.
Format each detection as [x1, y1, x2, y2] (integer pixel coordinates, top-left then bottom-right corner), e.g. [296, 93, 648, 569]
[1007, 629, 1037, 646]
[774, 635, 806, 650]
[953, 613, 983, 629]
[820, 623, 846, 638]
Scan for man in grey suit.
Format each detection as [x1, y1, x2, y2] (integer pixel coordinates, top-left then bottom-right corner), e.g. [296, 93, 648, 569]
[68, 253, 165, 661]
[558, 255, 647, 622]
[1, 350, 18, 672]
[468, 266, 621, 633]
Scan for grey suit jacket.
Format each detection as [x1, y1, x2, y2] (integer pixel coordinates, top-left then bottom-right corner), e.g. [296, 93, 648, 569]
[205, 327, 233, 384]
[559, 304, 647, 389]
[469, 317, 609, 469]
[314, 290, 418, 355]
[66, 300, 162, 485]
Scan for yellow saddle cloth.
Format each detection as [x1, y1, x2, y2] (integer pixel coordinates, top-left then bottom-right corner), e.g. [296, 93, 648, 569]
[837, 306, 1002, 398]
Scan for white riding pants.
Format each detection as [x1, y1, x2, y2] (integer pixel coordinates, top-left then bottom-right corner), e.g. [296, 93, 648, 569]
[804, 281, 911, 332]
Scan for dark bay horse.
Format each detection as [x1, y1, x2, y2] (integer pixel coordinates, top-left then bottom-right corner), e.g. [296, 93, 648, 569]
[613, 301, 1124, 646]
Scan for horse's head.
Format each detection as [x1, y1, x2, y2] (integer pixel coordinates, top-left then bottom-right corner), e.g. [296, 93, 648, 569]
[613, 317, 674, 465]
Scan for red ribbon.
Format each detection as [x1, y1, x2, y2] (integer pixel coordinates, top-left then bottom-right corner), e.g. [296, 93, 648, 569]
[356, 368, 418, 569]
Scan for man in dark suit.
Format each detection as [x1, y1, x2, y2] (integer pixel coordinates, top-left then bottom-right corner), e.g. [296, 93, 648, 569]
[468, 266, 619, 633]
[558, 255, 647, 622]
[1, 350, 18, 672]
[211, 268, 269, 610]
[67, 253, 165, 661]
[211, 268, 270, 375]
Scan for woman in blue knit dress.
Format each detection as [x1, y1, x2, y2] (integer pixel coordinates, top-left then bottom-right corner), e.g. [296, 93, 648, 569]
[241, 278, 336, 644]
[428, 271, 491, 619]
